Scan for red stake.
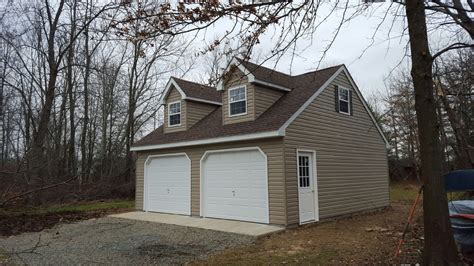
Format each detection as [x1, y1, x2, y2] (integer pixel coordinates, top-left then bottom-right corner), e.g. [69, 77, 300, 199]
[394, 186, 424, 259]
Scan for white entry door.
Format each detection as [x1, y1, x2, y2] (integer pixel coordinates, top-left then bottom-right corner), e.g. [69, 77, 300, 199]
[145, 154, 191, 215]
[298, 151, 318, 223]
[201, 148, 269, 224]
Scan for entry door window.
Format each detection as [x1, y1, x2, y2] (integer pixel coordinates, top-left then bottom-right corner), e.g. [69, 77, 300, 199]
[298, 155, 310, 188]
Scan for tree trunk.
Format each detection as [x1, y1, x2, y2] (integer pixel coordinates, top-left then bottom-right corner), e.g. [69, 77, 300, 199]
[66, 0, 78, 180]
[436, 82, 473, 169]
[125, 43, 139, 182]
[405, 0, 460, 263]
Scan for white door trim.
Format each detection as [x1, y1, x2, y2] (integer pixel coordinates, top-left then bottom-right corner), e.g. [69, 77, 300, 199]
[199, 146, 270, 223]
[296, 149, 319, 224]
[143, 153, 191, 214]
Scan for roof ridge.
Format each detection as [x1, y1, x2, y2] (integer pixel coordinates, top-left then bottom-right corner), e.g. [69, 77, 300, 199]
[292, 64, 344, 78]
[235, 57, 292, 78]
[236, 57, 343, 79]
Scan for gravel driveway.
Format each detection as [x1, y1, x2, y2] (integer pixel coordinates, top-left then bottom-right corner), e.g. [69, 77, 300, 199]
[0, 217, 255, 265]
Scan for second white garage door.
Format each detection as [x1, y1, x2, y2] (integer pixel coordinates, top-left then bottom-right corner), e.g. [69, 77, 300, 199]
[201, 148, 269, 224]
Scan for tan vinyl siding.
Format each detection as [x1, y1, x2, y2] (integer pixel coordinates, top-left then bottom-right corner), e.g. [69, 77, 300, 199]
[186, 101, 217, 129]
[135, 138, 287, 225]
[284, 71, 389, 225]
[254, 86, 284, 118]
[222, 69, 255, 124]
[163, 87, 186, 133]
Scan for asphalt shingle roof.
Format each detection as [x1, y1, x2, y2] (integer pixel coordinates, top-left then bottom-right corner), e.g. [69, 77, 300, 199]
[173, 77, 222, 103]
[134, 62, 342, 147]
[235, 58, 293, 89]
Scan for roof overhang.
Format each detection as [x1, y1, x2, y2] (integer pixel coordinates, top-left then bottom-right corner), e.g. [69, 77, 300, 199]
[216, 57, 291, 92]
[159, 77, 222, 106]
[130, 130, 284, 151]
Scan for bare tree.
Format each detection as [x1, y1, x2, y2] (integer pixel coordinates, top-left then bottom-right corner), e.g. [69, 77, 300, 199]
[111, 0, 473, 263]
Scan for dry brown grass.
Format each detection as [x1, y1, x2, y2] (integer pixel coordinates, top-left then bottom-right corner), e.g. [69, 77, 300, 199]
[193, 183, 423, 265]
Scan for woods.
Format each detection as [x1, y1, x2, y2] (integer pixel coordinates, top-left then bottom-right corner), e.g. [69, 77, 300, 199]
[382, 49, 473, 181]
[0, 0, 189, 204]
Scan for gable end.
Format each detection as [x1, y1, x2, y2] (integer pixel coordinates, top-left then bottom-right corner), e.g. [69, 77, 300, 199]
[278, 66, 388, 147]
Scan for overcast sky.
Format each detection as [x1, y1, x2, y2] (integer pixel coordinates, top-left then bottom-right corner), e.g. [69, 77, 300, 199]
[181, 1, 461, 100]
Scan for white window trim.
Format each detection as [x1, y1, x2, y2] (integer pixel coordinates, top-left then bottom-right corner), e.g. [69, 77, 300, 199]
[168, 100, 182, 127]
[338, 87, 351, 115]
[228, 85, 248, 117]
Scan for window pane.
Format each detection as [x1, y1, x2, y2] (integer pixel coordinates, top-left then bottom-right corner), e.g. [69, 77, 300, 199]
[339, 100, 349, 113]
[230, 87, 245, 102]
[170, 102, 181, 114]
[230, 101, 246, 115]
[169, 114, 180, 125]
[339, 88, 349, 101]
[298, 155, 311, 188]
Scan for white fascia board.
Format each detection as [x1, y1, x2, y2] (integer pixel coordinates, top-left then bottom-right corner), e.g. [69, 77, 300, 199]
[278, 65, 389, 147]
[217, 57, 256, 91]
[130, 130, 284, 151]
[252, 79, 291, 92]
[159, 78, 187, 105]
[185, 97, 222, 106]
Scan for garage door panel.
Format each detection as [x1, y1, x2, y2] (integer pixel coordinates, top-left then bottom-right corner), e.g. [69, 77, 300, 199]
[202, 149, 269, 224]
[145, 155, 190, 215]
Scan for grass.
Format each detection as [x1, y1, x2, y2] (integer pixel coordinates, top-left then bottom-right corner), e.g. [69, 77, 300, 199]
[0, 249, 9, 261]
[390, 182, 470, 203]
[390, 182, 421, 202]
[1, 199, 135, 217]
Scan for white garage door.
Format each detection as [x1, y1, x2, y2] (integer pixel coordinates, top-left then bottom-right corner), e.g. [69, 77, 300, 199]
[145, 154, 191, 215]
[202, 148, 269, 223]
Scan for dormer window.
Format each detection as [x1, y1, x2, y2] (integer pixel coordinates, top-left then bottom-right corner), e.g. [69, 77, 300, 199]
[168, 101, 181, 126]
[229, 86, 247, 116]
[338, 87, 350, 115]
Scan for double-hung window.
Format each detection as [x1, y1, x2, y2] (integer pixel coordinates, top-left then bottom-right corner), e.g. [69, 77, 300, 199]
[168, 101, 181, 126]
[338, 87, 350, 115]
[229, 86, 247, 116]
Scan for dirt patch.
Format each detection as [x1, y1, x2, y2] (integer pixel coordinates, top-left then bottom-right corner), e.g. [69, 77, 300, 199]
[193, 201, 423, 264]
[0, 208, 133, 237]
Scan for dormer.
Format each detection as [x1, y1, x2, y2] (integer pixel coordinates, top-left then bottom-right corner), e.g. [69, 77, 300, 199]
[217, 58, 292, 125]
[160, 77, 221, 133]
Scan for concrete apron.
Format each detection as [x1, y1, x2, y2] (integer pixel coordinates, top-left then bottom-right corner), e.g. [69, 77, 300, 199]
[109, 211, 284, 237]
